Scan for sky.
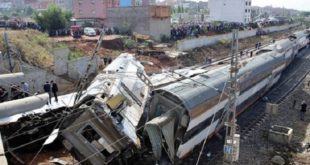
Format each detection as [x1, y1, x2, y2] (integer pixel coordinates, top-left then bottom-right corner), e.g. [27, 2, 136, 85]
[251, 0, 310, 11]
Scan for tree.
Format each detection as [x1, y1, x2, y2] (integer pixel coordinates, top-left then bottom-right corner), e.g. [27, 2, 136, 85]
[3, 15, 9, 20]
[177, 5, 181, 13]
[25, 6, 34, 16]
[33, 4, 72, 33]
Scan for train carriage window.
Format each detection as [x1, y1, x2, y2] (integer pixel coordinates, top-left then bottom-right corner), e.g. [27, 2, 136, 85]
[81, 125, 101, 143]
[80, 125, 114, 157]
[183, 115, 214, 142]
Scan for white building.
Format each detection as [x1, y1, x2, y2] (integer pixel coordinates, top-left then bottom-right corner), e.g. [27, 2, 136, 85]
[208, 0, 252, 24]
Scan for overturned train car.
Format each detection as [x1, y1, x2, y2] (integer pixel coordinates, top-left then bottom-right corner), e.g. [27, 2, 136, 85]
[59, 31, 309, 164]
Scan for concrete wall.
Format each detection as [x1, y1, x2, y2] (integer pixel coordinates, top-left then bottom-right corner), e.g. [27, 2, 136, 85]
[67, 56, 98, 80]
[2, 62, 73, 94]
[176, 23, 299, 51]
[54, 48, 98, 81]
[149, 18, 171, 41]
[107, 7, 150, 35]
[54, 48, 69, 76]
[107, 6, 170, 41]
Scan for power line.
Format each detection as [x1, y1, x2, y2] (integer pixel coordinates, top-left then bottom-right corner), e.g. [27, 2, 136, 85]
[195, 78, 229, 165]
[3, 74, 150, 153]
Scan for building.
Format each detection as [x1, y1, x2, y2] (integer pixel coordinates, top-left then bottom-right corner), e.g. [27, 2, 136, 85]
[22, 0, 72, 10]
[73, 0, 119, 21]
[24, 0, 54, 10]
[54, 0, 73, 11]
[0, 2, 12, 11]
[251, 6, 300, 19]
[120, 0, 131, 7]
[107, 6, 171, 41]
[208, 0, 252, 24]
[12, 0, 25, 9]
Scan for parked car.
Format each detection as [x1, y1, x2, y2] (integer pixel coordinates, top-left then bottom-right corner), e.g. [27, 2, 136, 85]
[84, 27, 96, 36]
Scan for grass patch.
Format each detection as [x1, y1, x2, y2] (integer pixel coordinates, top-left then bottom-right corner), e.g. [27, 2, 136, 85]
[0, 29, 55, 69]
[69, 48, 84, 61]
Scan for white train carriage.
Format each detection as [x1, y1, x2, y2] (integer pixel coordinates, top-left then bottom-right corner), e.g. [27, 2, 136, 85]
[145, 38, 298, 161]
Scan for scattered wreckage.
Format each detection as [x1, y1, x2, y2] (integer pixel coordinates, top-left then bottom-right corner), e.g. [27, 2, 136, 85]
[0, 29, 309, 165]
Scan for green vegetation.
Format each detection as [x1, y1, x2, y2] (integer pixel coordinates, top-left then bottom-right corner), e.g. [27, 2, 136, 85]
[69, 49, 84, 61]
[0, 30, 81, 69]
[0, 30, 54, 68]
[33, 4, 72, 33]
[219, 39, 231, 48]
[122, 37, 136, 49]
[3, 15, 9, 20]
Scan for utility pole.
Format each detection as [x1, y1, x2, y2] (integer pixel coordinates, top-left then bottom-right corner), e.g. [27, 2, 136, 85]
[223, 29, 240, 165]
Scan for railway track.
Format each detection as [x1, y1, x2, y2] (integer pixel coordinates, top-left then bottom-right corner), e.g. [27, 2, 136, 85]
[182, 47, 310, 165]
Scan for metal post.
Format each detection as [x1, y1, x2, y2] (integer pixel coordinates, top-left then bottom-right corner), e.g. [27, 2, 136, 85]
[223, 29, 240, 165]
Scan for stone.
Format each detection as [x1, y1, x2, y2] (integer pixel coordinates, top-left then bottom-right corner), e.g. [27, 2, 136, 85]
[271, 155, 285, 165]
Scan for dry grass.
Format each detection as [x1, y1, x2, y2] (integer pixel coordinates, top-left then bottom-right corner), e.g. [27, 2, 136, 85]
[0, 29, 58, 69]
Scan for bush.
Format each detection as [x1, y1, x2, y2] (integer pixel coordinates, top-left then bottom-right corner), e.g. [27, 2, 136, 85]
[219, 39, 231, 48]
[123, 37, 136, 49]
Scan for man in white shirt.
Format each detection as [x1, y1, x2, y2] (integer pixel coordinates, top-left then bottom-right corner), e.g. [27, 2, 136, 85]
[21, 81, 29, 97]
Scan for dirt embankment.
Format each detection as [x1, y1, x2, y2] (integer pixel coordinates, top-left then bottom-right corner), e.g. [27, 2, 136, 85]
[179, 27, 300, 67]
[1, 26, 300, 74]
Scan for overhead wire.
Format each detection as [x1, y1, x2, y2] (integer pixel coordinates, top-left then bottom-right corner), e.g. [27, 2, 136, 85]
[3, 72, 150, 155]
[1, 69, 150, 143]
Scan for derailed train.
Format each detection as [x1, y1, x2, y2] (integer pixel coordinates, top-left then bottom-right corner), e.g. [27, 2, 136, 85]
[57, 29, 310, 164]
[0, 29, 309, 165]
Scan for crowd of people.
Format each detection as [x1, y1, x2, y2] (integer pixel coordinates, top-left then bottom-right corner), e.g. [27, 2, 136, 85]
[0, 20, 41, 30]
[170, 20, 292, 41]
[0, 80, 58, 104]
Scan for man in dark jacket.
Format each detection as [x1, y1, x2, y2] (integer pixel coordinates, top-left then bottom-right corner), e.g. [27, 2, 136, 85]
[301, 101, 307, 121]
[51, 80, 58, 102]
[43, 81, 51, 104]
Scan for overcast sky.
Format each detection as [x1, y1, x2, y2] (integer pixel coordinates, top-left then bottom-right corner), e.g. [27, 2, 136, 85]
[251, 0, 310, 11]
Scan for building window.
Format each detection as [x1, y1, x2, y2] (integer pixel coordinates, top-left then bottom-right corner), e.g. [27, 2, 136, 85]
[245, 9, 247, 13]
[245, 2, 248, 6]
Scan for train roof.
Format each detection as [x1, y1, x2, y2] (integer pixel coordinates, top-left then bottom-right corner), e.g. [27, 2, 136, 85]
[290, 31, 307, 39]
[263, 39, 294, 53]
[155, 49, 287, 117]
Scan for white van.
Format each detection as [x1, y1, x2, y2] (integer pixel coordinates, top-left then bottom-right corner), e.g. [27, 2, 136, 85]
[84, 27, 96, 36]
